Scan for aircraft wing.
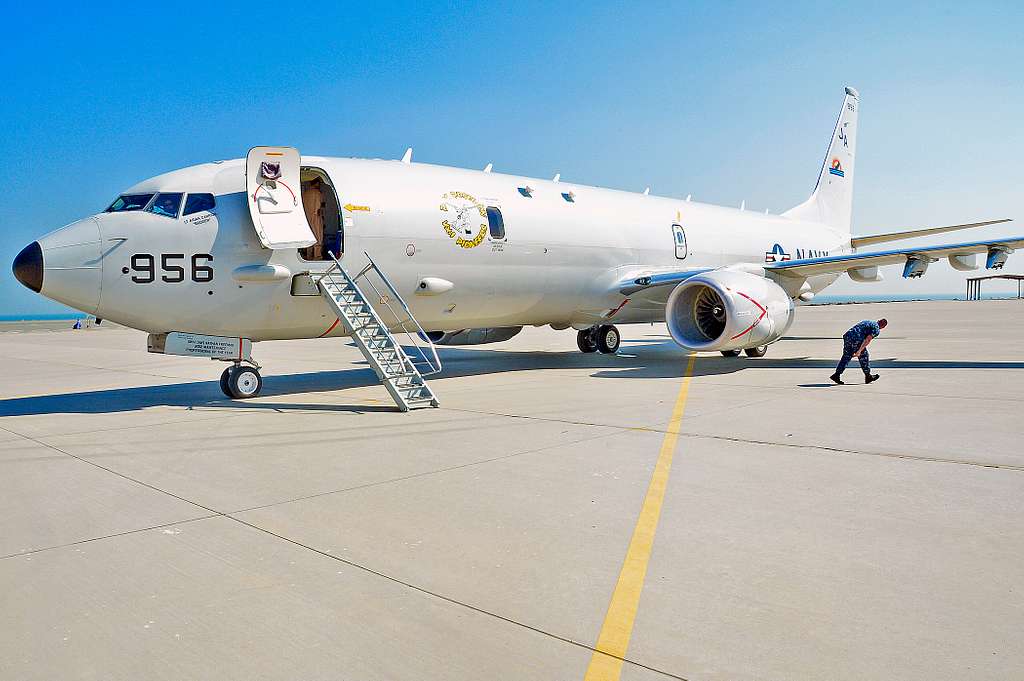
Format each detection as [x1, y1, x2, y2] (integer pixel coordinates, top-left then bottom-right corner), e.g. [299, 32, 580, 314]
[768, 235, 1024, 278]
[850, 218, 1010, 248]
[617, 234, 1024, 298]
[617, 267, 712, 295]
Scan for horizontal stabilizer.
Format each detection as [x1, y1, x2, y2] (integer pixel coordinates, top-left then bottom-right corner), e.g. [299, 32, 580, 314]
[851, 219, 1011, 248]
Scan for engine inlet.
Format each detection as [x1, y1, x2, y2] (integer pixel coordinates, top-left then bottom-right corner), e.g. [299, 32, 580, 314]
[694, 287, 727, 341]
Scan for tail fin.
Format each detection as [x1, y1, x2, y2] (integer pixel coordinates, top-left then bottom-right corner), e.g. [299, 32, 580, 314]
[784, 86, 859, 232]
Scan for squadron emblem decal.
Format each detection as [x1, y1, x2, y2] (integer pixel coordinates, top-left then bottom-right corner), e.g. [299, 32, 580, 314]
[439, 191, 488, 249]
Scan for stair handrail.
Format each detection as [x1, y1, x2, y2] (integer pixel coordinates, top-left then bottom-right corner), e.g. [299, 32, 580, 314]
[327, 252, 442, 376]
[317, 263, 420, 378]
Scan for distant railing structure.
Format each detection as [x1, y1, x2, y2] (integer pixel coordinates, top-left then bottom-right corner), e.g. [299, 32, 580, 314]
[966, 274, 1024, 301]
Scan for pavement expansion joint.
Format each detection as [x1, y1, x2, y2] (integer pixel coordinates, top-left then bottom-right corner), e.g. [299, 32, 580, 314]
[0, 425, 224, 516]
[678, 431, 1024, 471]
[31, 412, 242, 440]
[231, 427, 628, 514]
[0, 515, 219, 561]
[224, 514, 690, 681]
[0, 348, 196, 383]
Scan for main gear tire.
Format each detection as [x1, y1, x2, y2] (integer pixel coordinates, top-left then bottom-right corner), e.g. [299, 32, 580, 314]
[744, 345, 768, 358]
[596, 325, 621, 354]
[577, 329, 599, 353]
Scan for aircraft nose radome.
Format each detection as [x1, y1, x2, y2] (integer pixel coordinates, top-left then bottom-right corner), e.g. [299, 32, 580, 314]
[12, 241, 43, 293]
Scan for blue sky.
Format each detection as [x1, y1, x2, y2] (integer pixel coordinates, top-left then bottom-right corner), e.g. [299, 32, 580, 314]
[3, 1, 1022, 315]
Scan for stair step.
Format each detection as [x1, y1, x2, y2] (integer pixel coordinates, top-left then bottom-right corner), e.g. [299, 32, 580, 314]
[318, 257, 438, 411]
[400, 389, 432, 399]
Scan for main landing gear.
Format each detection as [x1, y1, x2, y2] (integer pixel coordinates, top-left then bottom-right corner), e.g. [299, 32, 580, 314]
[720, 345, 769, 358]
[220, 363, 263, 399]
[577, 325, 621, 354]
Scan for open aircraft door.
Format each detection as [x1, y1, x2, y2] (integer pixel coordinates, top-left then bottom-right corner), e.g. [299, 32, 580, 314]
[246, 146, 317, 250]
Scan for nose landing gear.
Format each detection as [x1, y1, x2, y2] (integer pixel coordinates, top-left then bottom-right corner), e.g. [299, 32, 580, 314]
[220, 362, 263, 399]
[576, 325, 621, 354]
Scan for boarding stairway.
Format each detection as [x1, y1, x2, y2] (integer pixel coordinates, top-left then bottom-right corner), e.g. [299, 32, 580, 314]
[315, 252, 441, 411]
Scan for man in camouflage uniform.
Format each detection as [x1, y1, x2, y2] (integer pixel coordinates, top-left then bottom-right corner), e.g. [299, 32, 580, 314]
[830, 318, 887, 384]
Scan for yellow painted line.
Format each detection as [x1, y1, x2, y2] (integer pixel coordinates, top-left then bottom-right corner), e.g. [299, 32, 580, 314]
[583, 355, 697, 681]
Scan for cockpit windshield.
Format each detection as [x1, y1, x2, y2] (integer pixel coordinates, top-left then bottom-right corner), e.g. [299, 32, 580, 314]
[106, 193, 155, 212]
[145, 193, 184, 218]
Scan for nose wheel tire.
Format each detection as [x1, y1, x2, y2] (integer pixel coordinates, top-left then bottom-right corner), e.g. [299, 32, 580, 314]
[596, 325, 620, 354]
[744, 345, 768, 358]
[720, 349, 742, 357]
[577, 329, 599, 353]
[219, 367, 233, 397]
[221, 365, 263, 399]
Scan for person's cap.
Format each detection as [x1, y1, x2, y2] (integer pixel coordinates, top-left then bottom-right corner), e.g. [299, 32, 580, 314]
[878, 318, 888, 328]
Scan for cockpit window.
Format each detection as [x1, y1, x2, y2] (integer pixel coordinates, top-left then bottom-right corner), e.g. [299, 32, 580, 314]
[106, 193, 155, 212]
[183, 193, 216, 216]
[145, 193, 183, 218]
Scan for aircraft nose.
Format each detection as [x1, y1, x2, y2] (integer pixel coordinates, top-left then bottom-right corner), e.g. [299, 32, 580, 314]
[31, 217, 102, 314]
[12, 241, 43, 293]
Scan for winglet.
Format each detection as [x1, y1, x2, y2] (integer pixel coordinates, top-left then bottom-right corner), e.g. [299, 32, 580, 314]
[552, 173, 560, 183]
[483, 163, 493, 173]
[401, 147, 413, 164]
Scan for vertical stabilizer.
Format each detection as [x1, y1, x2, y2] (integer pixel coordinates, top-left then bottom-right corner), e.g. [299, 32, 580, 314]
[783, 87, 859, 232]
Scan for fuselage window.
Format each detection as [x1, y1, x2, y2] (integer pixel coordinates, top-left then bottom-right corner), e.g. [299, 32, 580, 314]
[183, 193, 216, 216]
[672, 223, 687, 259]
[106, 193, 155, 212]
[486, 206, 505, 240]
[145, 193, 184, 218]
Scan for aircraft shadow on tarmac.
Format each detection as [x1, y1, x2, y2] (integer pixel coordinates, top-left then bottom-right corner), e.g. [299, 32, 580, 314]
[0, 337, 1022, 417]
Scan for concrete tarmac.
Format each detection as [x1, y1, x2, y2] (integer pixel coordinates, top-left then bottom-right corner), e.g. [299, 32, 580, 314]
[1, 300, 1021, 680]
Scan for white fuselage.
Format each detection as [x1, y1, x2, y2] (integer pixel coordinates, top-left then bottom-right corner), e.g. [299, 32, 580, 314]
[30, 157, 849, 340]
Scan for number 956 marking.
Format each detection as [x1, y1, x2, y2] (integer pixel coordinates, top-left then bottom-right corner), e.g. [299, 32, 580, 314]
[127, 253, 214, 283]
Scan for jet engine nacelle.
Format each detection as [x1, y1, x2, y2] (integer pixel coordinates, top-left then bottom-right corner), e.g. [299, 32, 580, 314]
[424, 326, 523, 346]
[666, 270, 795, 352]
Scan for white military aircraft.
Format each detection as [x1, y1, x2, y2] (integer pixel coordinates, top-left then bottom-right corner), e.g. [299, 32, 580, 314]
[12, 87, 1020, 408]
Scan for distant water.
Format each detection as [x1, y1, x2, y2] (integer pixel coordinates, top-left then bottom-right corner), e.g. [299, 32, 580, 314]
[809, 293, 1020, 304]
[0, 313, 89, 322]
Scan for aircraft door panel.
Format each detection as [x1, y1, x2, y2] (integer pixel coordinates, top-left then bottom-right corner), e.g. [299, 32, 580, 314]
[246, 147, 317, 249]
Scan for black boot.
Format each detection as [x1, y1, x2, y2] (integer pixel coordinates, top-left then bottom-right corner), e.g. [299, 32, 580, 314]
[830, 373, 844, 385]
[865, 373, 880, 384]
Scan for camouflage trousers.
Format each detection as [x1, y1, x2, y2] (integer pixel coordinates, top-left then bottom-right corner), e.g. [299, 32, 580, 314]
[835, 337, 870, 376]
